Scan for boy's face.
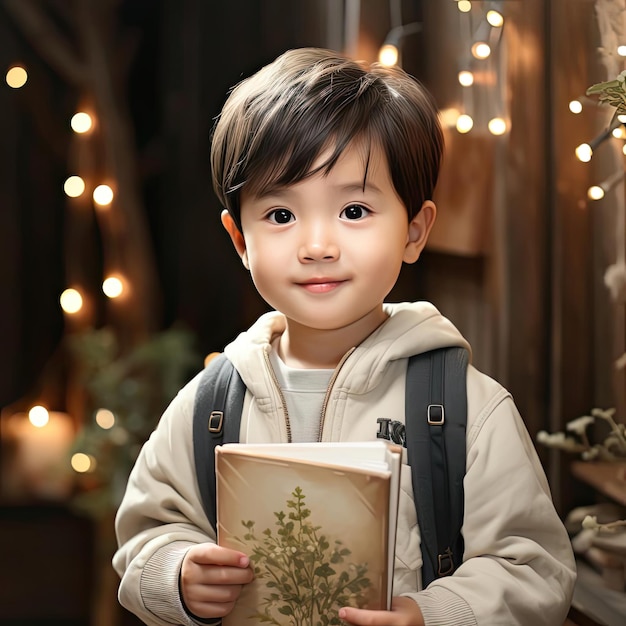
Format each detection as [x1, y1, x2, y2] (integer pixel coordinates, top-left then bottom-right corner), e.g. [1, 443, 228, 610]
[222, 141, 435, 341]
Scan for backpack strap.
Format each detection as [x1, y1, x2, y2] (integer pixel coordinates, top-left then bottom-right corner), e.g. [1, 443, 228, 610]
[192, 353, 245, 530]
[405, 346, 468, 588]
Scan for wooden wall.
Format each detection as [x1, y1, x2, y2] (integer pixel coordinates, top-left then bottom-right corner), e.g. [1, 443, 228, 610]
[419, 0, 625, 513]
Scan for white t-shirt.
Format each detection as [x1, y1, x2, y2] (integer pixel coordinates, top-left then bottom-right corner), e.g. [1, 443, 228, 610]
[269, 351, 333, 442]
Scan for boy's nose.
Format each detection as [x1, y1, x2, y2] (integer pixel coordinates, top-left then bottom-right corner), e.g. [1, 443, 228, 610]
[298, 226, 339, 262]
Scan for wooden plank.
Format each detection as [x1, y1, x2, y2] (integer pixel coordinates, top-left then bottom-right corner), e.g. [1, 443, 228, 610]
[571, 461, 626, 506]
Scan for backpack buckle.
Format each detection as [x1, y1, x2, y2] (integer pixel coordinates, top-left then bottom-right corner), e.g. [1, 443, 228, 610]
[427, 404, 445, 425]
[208, 411, 224, 433]
[437, 547, 455, 576]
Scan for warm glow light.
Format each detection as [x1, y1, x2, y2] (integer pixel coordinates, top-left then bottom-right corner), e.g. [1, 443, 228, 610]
[618, 45, 626, 57]
[458, 70, 474, 87]
[95, 408, 115, 429]
[378, 44, 399, 67]
[488, 117, 507, 135]
[71, 452, 95, 473]
[613, 126, 626, 139]
[471, 42, 491, 59]
[60, 288, 83, 314]
[6, 65, 28, 88]
[439, 107, 460, 128]
[587, 185, 605, 200]
[575, 143, 593, 162]
[456, 114, 474, 134]
[29, 405, 49, 428]
[486, 10, 504, 28]
[71, 112, 93, 133]
[619, 114, 626, 123]
[93, 184, 114, 206]
[457, 0, 472, 12]
[64, 175, 85, 198]
[103, 275, 124, 298]
[622, 144, 626, 156]
[568, 100, 583, 114]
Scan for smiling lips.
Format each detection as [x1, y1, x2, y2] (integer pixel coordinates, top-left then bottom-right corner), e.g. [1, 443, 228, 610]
[297, 278, 347, 294]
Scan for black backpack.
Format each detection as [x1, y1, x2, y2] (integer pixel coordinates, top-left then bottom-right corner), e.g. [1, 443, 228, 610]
[192, 346, 468, 589]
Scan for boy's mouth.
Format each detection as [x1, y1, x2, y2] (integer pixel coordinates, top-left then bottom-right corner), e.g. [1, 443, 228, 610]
[297, 278, 347, 294]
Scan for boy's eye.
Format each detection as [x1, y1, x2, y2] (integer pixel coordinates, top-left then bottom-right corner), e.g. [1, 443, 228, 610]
[267, 208, 294, 224]
[340, 204, 370, 220]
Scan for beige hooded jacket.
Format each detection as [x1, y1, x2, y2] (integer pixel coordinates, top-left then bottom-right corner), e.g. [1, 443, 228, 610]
[113, 301, 576, 626]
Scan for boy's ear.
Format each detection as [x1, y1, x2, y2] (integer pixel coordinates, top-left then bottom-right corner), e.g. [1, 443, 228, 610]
[221, 209, 249, 269]
[403, 200, 437, 264]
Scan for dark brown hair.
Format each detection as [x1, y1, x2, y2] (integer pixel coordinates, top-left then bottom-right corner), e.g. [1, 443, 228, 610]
[211, 47, 443, 230]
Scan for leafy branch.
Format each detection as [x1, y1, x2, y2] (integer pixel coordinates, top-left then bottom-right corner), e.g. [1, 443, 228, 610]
[239, 486, 372, 626]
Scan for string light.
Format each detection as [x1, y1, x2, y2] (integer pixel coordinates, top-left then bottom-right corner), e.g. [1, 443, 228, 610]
[618, 45, 626, 57]
[587, 185, 605, 200]
[71, 112, 93, 133]
[486, 10, 504, 28]
[64, 175, 86, 198]
[28, 405, 49, 428]
[471, 42, 491, 60]
[456, 114, 474, 134]
[575, 118, 622, 162]
[60, 288, 83, 314]
[586, 170, 624, 200]
[569, 100, 583, 114]
[457, 0, 472, 13]
[93, 184, 114, 206]
[613, 126, 626, 139]
[488, 117, 507, 136]
[377, 22, 422, 69]
[458, 70, 474, 87]
[95, 409, 115, 429]
[71, 452, 96, 473]
[102, 275, 124, 298]
[378, 44, 399, 67]
[575, 143, 593, 162]
[6, 65, 27, 88]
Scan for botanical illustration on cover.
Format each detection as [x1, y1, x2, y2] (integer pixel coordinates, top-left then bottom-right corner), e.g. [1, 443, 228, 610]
[217, 451, 391, 626]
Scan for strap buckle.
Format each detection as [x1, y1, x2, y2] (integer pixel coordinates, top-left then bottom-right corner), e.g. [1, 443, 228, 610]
[427, 404, 445, 425]
[208, 410, 224, 433]
[437, 547, 455, 576]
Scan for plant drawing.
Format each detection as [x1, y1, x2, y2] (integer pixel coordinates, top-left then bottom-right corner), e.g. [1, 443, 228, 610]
[239, 486, 373, 625]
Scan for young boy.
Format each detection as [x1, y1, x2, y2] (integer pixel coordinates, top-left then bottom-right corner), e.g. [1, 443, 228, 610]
[113, 48, 576, 625]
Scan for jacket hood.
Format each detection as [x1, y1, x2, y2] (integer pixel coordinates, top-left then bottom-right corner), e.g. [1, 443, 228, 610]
[224, 301, 471, 398]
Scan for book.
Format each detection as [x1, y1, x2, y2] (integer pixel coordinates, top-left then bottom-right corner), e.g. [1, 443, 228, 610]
[215, 441, 402, 626]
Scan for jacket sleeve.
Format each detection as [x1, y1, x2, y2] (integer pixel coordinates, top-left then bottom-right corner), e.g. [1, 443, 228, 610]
[113, 374, 217, 626]
[408, 373, 576, 626]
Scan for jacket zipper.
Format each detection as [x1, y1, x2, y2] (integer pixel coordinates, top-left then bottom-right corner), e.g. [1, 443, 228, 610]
[263, 350, 293, 442]
[317, 347, 356, 441]
[265, 346, 356, 443]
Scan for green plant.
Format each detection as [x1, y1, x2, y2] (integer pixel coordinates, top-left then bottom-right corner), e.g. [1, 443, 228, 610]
[239, 486, 372, 626]
[68, 325, 201, 518]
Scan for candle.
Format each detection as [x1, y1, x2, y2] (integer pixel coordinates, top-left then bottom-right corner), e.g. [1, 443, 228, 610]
[1, 407, 75, 500]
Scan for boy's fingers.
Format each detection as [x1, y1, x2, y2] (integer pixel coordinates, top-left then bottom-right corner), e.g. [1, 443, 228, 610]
[186, 543, 250, 568]
[339, 598, 421, 625]
[339, 607, 386, 625]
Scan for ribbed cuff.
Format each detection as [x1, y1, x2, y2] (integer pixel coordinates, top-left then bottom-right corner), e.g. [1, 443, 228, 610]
[406, 586, 478, 626]
[140, 541, 196, 625]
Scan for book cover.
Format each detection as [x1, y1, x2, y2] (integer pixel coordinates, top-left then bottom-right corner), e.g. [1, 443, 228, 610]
[216, 441, 401, 626]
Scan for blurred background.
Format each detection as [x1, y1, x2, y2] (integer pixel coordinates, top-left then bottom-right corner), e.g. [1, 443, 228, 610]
[1, 1, 625, 625]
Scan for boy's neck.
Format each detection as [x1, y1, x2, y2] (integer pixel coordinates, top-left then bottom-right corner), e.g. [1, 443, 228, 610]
[277, 311, 389, 369]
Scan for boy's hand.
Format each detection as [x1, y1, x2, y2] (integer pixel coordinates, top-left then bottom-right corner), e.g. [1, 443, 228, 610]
[339, 596, 425, 626]
[180, 543, 254, 619]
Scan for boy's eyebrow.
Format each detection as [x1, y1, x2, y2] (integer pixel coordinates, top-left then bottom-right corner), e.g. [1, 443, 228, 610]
[257, 180, 383, 199]
[337, 181, 383, 194]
